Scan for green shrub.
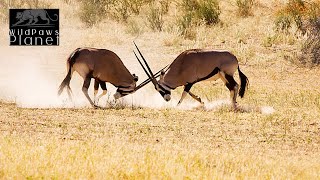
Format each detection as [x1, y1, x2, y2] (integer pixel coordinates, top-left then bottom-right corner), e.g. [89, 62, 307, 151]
[177, 0, 220, 38]
[197, 0, 220, 25]
[180, 0, 220, 25]
[236, 0, 254, 17]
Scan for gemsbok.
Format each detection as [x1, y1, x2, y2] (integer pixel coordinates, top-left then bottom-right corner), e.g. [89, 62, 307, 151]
[58, 47, 166, 108]
[133, 42, 249, 109]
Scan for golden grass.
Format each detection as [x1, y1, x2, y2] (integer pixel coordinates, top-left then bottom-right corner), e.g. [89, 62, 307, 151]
[0, 0, 320, 178]
[0, 100, 320, 179]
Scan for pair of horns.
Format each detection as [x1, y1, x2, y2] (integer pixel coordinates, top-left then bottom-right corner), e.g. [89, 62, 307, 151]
[133, 42, 169, 92]
[133, 42, 158, 88]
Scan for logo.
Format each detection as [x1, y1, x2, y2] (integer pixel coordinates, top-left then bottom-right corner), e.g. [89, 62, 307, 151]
[9, 9, 59, 46]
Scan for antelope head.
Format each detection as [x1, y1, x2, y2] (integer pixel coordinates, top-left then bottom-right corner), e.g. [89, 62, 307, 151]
[113, 73, 139, 99]
[133, 42, 171, 101]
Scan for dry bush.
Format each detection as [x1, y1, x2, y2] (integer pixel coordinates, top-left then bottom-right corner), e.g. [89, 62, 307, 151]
[111, 0, 131, 22]
[177, 0, 220, 39]
[299, 18, 320, 66]
[236, 0, 254, 17]
[126, 18, 143, 35]
[127, 0, 144, 15]
[274, 0, 320, 66]
[274, 0, 320, 34]
[146, 3, 165, 31]
[79, 0, 109, 27]
[177, 12, 196, 39]
[197, 0, 221, 25]
[0, 0, 51, 23]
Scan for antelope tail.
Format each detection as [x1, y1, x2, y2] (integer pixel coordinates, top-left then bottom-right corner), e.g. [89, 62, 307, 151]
[238, 66, 249, 98]
[57, 48, 80, 96]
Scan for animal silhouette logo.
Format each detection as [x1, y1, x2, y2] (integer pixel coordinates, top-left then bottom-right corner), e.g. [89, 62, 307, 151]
[9, 9, 59, 46]
[12, 9, 58, 27]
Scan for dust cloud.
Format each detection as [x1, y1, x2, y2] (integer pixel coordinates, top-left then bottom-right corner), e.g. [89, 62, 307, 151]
[0, 47, 274, 114]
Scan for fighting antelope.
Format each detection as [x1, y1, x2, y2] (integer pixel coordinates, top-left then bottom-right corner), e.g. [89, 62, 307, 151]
[134, 43, 249, 109]
[58, 47, 166, 108]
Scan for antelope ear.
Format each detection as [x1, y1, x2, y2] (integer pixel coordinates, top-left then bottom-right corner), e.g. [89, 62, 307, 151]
[133, 74, 138, 82]
[160, 70, 165, 80]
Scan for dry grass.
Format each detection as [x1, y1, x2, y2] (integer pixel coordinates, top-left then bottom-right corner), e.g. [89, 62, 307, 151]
[0, 0, 320, 178]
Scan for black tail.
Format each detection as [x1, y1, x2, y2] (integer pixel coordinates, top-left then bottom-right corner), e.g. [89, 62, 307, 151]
[238, 66, 249, 98]
[57, 48, 80, 96]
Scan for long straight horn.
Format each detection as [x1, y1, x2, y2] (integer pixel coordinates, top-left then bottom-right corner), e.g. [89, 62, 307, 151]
[133, 51, 152, 80]
[133, 42, 157, 82]
[134, 65, 169, 91]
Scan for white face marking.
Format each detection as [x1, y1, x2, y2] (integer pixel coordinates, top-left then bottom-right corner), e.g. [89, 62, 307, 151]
[164, 94, 171, 101]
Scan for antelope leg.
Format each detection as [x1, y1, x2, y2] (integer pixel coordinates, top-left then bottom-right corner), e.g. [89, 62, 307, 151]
[66, 86, 73, 101]
[82, 76, 96, 107]
[188, 91, 204, 104]
[221, 72, 239, 109]
[177, 83, 194, 105]
[93, 79, 99, 103]
[96, 82, 107, 104]
[177, 91, 187, 105]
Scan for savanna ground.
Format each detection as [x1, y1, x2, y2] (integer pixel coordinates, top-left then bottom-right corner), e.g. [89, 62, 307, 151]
[0, 0, 320, 178]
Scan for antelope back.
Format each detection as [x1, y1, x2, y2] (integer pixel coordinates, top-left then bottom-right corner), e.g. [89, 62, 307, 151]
[72, 48, 135, 87]
[163, 50, 239, 88]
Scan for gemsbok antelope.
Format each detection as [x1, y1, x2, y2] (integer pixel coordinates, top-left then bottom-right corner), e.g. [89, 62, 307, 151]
[58, 47, 167, 108]
[58, 48, 139, 107]
[133, 42, 249, 109]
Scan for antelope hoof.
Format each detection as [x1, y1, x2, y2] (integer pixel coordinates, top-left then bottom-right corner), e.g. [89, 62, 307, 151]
[93, 104, 102, 109]
[232, 103, 238, 111]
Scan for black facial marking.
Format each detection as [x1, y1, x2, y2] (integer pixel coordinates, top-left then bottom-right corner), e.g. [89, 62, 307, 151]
[158, 85, 171, 97]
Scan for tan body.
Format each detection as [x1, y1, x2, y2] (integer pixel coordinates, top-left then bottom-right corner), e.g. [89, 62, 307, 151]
[73, 48, 135, 87]
[163, 49, 239, 89]
[134, 46, 249, 109]
[155, 49, 248, 108]
[58, 48, 138, 108]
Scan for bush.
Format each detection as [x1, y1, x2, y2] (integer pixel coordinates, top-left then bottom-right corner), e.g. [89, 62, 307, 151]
[0, 0, 51, 23]
[197, 0, 221, 25]
[274, 0, 320, 34]
[177, 12, 196, 39]
[112, 0, 131, 22]
[177, 0, 220, 38]
[236, 0, 254, 17]
[146, 3, 164, 31]
[179, 0, 220, 25]
[299, 18, 320, 66]
[126, 18, 143, 35]
[79, 0, 109, 27]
